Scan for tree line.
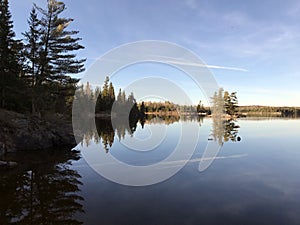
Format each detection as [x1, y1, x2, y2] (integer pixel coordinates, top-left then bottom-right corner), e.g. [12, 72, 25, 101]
[238, 105, 300, 117]
[137, 101, 208, 115]
[135, 89, 239, 117]
[0, 0, 85, 116]
[77, 77, 145, 118]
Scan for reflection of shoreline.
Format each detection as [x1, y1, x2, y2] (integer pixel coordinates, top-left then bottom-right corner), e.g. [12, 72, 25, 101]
[0, 150, 84, 224]
[145, 111, 180, 116]
[79, 115, 242, 153]
[94, 111, 299, 119]
[80, 115, 204, 152]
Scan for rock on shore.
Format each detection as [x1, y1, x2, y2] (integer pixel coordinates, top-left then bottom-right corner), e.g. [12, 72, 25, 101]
[0, 109, 77, 153]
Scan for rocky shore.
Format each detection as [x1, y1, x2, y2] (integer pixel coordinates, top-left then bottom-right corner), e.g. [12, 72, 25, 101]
[0, 109, 77, 154]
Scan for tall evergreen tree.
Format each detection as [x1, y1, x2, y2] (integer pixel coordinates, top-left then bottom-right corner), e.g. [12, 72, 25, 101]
[101, 76, 110, 110]
[127, 92, 135, 104]
[101, 76, 109, 97]
[35, 0, 85, 83]
[121, 91, 126, 104]
[224, 91, 231, 115]
[211, 88, 224, 116]
[22, 7, 43, 113]
[140, 101, 146, 114]
[0, 0, 21, 109]
[229, 92, 238, 116]
[117, 88, 122, 103]
[108, 82, 115, 103]
[30, 0, 86, 113]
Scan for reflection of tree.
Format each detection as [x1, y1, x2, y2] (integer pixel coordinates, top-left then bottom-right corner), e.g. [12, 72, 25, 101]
[145, 114, 180, 125]
[95, 118, 115, 153]
[210, 88, 241, 145]
[0, 151, 84, 224]
[211, 115, 225, 146]
[80, 117, 139, 153]
[180, 115, 204, 126]
[211, 117, 241, 145]
[224, 120, 240, 142]
[80, 114, 209, 153]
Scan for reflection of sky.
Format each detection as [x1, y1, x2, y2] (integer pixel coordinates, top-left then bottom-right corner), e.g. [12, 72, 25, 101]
[74, 118, 300, 224]
[81, 120, 210, 166]
[238, 118, 300, 138]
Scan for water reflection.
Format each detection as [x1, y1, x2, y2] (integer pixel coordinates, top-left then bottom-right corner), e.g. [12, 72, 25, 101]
[0, 150, 84, 225]
[80, 114, 240, 154]
[211, 116, 241, 146]
[80, 115, 209, 152]
[79, 115, 181, 151]
[79, 118, 300, 225]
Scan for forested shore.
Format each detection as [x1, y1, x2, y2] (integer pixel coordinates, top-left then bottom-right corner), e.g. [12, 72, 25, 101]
[1, 0, 298, 156]
[0, 0, 84, 154]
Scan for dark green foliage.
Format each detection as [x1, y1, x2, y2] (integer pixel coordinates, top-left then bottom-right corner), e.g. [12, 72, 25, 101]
[211, 88, 239, 116]
[224, 91, 238, 116]
[140, 101, 179, 113]
[0, 0, 85, 114]
[196, 100, 206, 113]
[22, 7, 43, 113]
[140, 101, 146, 115]
[23, 0, 85, 115]
[0, 0, 85, 115]
[34, 0, 85, 82]
[0, 0, 26, 111]
[82, 77, 144, 118]
[96, 77, 115, 111]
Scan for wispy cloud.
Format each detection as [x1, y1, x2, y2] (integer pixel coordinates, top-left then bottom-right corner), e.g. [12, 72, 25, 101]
[156, 56, 248, 72]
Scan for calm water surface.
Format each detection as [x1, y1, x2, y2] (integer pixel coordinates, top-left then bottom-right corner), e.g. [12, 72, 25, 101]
[1, 117, 300, 225]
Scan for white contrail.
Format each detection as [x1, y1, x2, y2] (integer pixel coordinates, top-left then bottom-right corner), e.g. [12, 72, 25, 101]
[165, 59, 248, 72]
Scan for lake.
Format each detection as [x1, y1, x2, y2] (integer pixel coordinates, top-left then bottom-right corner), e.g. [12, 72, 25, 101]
[1, 116, 300, 225]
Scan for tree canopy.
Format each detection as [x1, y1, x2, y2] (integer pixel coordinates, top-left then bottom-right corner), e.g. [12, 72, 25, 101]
[0, 0, 85, 116]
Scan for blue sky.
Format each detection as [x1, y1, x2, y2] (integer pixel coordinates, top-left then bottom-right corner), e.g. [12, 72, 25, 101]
[10, 0, 300, 106]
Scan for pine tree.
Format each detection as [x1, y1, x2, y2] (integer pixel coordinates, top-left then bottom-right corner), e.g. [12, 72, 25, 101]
[0, 0, 21, 109]
[229, 92, 238, 116]
[32, 0, 86, 113]
[108, 81, 115, 107]
[101, 76, 110, 109]
[121, 91, 126, 104]
[127, 92, 135, 104]
[22, 7, 43, 113]
[23, 7, 42, 86]
[35, 0, 85, 82]
[211, 88, 224, 116]
[101, 76, 109, 96]
[224, 91, 231, 115]
[117, 88, 122, 103]
[140, 101, 146, 114]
